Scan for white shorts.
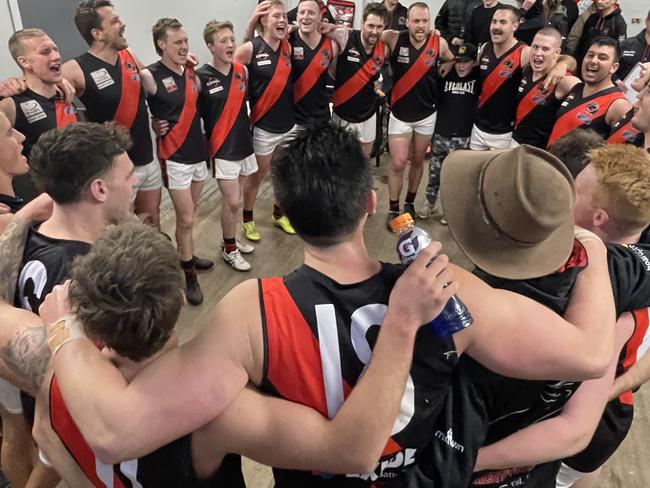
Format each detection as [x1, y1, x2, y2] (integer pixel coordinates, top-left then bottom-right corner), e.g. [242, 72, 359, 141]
[134, 160, 163, 192]
[214, 154, 258, 180]
[470, 125, 513, 150]
[253, 125, 298, 157]
[556, 462, 587, 487]
[163, 160, 208, 191]
[332, 112, 377, 144]
[0, 378, 22, 414]
[388, 112, 437, 137]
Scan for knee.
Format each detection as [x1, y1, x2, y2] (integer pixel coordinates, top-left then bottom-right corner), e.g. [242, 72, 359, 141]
[391, 159, 408, 172]
[176, 211, 195, 231]
[225, 195, 241, 213]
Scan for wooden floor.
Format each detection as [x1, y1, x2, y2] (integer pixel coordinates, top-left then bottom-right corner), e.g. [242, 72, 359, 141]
[158, 155, 648, 488]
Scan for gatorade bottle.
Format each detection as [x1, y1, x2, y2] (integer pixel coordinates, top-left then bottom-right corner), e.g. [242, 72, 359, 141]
[390, 213, 473, 336]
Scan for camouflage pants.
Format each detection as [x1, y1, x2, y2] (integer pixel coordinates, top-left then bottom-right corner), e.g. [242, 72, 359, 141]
[425, 134, 470, 204]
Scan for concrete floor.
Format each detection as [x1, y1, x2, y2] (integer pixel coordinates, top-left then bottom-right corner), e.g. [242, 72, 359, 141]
[160, 156, 648, 488]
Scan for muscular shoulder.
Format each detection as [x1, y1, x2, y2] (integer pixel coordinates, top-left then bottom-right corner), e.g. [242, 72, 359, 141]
[61, 59, 85, 94]
[235, 41, 254, 65]
[0, 97, 16, 125]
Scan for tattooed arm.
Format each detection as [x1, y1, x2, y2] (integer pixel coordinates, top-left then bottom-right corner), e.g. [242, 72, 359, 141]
[0, 304, 46, 396]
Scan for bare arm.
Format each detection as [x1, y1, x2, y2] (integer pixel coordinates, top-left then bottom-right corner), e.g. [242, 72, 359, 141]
[475, 315, 632, 470]
[235, 41, 254, 66]
[61, 59, 85, 97]
[47, 281, 255, 464]
[606, 98, 633, 126]
[381, 30, 400, 52]
[0, 98, 16, 126]
[243, 0, 270, 42]
[454, 231, 615, 380]
[139, 68, 157, 96]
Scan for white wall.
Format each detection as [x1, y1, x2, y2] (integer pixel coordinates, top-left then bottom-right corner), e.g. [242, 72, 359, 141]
[111, 0, 261, 67]
[1, 0, 647, 81]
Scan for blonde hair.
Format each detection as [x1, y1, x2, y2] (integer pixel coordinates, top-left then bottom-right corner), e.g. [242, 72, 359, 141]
[589, 144, 650, 235]
[258, 0, 286, 34]
[8, 28, 47, 62]
[203, 19, 234, 46]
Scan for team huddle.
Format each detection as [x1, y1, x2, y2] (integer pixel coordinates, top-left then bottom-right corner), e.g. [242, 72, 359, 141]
[0, 0, 649, 487]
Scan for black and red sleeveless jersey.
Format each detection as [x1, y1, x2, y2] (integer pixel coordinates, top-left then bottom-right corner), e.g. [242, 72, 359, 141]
[512, 66, 561, 148]
[290, 32, 333, 126]
[146, 62, 206, 164]
[259, 263, 458, 487]
[417, 242, 650, 488]
[333, 31, 384, 123]
[608, 108, 644, 146]
[76, 50, 153, 166]
[390, 31, 440, 123]
[247, 37, 295, 133]
[475, 42, 525, 134]
[12, 88, 77, 158]
[196, 63, 254, 161]
[49, 376, 246, 488]
[547, 82, 624, 147]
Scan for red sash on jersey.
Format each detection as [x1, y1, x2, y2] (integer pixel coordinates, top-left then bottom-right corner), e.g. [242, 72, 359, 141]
[54, 100, 77, 127]
[157, 67, 199, 160]
[260, 277, 403, 459]
[293, 37, 333, 104]
[50, 376, 127, 488]
[619, 308, 650, 406]
[478, 44, 525, 109]
[608, 115, 642, 145]
[391, 34, 439, 107]
[250, 40, 291, 125]
[208, 63, 247, 158]
[514, 76, 557, 128]
[333, 41, 385, 108]
[547, 89, 624, 147]
[113, 49, 141, 130]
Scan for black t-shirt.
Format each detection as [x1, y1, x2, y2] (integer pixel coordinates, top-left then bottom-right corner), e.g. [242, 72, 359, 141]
[435, 66, 479, 137]
[464, 3, 503, 46]
[14, 225, 92, 313]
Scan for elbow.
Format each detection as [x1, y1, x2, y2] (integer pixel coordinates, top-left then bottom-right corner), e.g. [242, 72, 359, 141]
[578, 356, 609, 381]
[88, 430, 129, 465]
[344, 455, 380, 475]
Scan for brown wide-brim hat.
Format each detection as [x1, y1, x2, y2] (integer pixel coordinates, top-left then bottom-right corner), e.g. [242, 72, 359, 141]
[440, 145, 576, 280]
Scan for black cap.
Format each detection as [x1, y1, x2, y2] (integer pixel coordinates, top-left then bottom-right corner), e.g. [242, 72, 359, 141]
[451, 43, 477, 61]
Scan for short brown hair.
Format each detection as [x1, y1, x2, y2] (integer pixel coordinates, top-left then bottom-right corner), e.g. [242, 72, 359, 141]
[534, 26, 562, 45]
[363, 2, 387, 23]
[69, 217, 184, 362]
[203, 19, 234, 46]
[495, 4, 521, 22]
[549, 129, 605, 179]
[589, 145, 650, 235]
[30, 122, 132, 204]
[152, 17, 183, 56]
[75, 0, 113, 46]
[8, 28, 47, 62]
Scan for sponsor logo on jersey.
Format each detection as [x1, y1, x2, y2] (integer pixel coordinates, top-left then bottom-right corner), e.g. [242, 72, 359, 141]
[90, 68, 115, 90]
[348, 448, 417, 481]
[434, 428, 465, 452]
[626, 245, 650, 272]
[162, 76, 178, 93]
[19, 100, 47, 124]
